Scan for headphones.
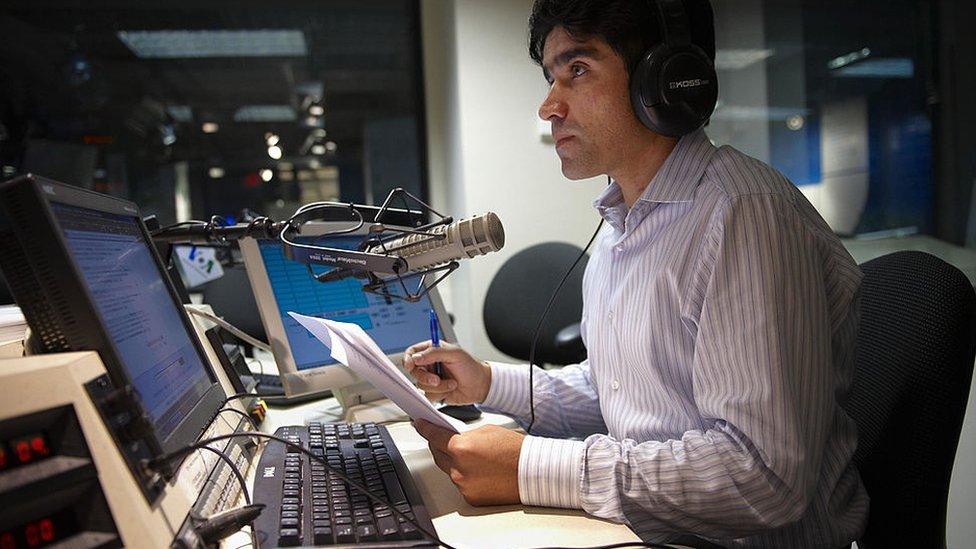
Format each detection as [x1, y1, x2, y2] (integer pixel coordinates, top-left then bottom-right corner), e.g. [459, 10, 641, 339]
[629, 0, 719, 137]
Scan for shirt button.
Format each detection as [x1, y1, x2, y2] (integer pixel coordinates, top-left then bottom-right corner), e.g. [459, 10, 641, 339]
[614, 245, 624, 253]
[611, 379, 620, 391]
[607, 311, 614, 321]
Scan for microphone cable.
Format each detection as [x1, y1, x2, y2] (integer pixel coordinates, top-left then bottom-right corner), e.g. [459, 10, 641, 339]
[526, 176, 609, 435]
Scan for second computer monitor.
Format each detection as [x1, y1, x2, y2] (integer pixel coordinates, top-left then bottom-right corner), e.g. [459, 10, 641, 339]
[238, 222, 456, 402]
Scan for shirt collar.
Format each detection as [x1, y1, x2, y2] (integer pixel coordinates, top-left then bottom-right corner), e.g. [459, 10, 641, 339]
[593, 129, 716, 216]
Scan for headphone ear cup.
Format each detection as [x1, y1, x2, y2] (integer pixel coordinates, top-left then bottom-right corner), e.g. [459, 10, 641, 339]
[630, 43, 718, 137]
[629, 43, 670, 134]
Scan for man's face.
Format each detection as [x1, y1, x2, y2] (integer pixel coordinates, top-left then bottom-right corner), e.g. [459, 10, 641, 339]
[539, 27, 647, 180]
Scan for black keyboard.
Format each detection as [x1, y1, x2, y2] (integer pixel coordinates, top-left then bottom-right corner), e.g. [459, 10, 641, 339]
[252, 422, 437, 547]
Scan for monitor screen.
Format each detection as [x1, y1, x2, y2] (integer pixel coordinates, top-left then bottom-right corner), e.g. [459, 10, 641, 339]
[256, 235, 436, 371]
[50, 202, 213, 440]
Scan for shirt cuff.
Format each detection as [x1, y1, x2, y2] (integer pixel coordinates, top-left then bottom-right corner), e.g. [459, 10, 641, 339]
[518, 436, 585, 509]
[480, 361, 531, 416]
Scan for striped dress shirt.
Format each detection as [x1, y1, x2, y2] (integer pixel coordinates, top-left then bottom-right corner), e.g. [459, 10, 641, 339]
[481, 129, 869, 547]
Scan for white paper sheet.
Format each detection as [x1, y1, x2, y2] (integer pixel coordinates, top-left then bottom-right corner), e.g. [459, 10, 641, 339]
[288, 312, 466, 433]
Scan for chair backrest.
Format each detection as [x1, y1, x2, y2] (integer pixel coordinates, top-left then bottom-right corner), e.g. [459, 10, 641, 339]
[482, 242, 588, 365]
[844, 251, 975, 548]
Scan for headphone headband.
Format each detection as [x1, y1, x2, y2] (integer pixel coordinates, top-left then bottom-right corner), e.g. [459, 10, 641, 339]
[630, 0, 718, 137]
[653, 0, 692, 48]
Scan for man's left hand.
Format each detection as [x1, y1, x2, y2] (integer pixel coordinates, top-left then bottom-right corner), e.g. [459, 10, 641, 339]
[413, 420, 524, 506]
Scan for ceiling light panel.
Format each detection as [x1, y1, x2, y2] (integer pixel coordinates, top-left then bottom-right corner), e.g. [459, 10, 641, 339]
[833, 58, 914, 78]
[117, 29, 307, 59]
[234, 106, 297, 122]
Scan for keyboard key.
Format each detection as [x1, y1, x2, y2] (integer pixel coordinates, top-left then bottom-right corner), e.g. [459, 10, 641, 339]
[280, 510, 299, 520]
[377, 516, 399, 538]
[357, 524, 377, 541]
[279, 517, 299, 528]
[278, 528, 300, 546]
[335, 517, 353, 526]
[335, 525, 355, 543]
[313, 527, 333, 545]
[400, 521, 422, 540]
[382, 472, 408, 504]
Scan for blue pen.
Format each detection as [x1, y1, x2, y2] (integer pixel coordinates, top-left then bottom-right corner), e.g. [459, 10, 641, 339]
[429, 309, 445, 378]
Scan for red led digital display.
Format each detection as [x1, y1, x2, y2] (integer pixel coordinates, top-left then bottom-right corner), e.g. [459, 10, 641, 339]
[0, 433, 51, 471]
[0, 513, 72, 549]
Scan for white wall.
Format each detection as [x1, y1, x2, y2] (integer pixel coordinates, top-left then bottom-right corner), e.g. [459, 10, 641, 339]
[421, 0, 604, 361]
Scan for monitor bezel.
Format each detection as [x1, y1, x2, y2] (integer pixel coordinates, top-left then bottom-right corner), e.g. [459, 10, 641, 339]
[32, 178, 226, 454]
[239, 221, 458, 398]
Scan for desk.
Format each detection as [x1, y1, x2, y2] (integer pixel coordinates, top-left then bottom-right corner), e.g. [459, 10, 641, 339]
[233, 394, 641, 548]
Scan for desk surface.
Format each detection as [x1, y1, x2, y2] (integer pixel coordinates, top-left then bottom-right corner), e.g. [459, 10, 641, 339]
[241, 395, 641, 548]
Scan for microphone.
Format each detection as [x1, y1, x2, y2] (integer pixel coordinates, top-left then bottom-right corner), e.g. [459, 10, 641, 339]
[319, 212, 505, 282]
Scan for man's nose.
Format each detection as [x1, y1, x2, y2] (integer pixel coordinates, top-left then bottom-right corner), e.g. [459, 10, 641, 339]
[538, 84, 568, 121]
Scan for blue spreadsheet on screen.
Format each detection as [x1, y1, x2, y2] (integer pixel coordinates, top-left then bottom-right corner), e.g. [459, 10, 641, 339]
[257, 235, 435, 371]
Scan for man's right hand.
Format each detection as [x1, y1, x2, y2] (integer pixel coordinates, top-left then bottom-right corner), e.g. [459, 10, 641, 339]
[402, 341, 492, 405]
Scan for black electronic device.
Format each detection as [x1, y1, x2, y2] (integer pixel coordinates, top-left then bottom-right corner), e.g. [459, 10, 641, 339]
[0, 405, 122, 548]
[437, 404, 482, 423]
[630, 0, 718, 137]
[204, 325, 331, 407]
[0, 174, 226, 501]
[251, 421, 436, 547]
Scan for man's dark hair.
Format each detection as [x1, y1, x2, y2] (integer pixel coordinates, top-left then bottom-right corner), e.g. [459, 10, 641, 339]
[528, 0, 715, 72]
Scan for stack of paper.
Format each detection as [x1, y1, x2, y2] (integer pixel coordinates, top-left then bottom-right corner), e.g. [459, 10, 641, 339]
[0, 305, 27, 344]
[289, 312, 467, 433]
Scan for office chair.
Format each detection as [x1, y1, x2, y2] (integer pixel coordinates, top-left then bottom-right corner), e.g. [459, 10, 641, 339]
[483, 242, 588, 365]
[844, 251, 975, 548]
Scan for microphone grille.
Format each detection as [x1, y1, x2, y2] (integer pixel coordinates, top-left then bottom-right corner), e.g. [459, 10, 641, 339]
[484, 212, 505, 250]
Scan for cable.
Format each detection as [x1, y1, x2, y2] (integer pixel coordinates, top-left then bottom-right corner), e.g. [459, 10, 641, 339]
[144, 431, 454, 549]
[215, 406, 259, 434]
[192, 426, 259, 548]
[194, 505, 264, 548]
[535, 543, 671, 549]
[222, 391, 285, 407]
[247, 357, 266, 378]
[187, 308, 272, 353]
[192, 445, 251, 506]
[525, 176, 609, 435]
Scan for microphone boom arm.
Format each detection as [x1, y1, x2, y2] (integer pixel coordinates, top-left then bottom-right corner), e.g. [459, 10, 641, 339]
[151, 188, 466, 302]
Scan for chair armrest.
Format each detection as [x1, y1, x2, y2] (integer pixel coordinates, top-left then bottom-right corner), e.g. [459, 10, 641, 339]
[554, 322, 583, 351]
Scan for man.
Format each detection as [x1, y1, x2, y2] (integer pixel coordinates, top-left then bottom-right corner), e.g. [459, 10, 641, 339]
[403, 0, 868, 546]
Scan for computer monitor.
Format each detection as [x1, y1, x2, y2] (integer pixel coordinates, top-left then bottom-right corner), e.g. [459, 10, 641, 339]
[0, 175, 225, 456]
[238, 222, 457, 408]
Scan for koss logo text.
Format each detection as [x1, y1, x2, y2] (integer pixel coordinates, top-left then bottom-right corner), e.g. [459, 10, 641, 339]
[669, 79, 710, 89]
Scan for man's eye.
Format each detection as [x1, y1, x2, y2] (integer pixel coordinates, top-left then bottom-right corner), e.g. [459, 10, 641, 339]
[571, 64, 587, 77]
